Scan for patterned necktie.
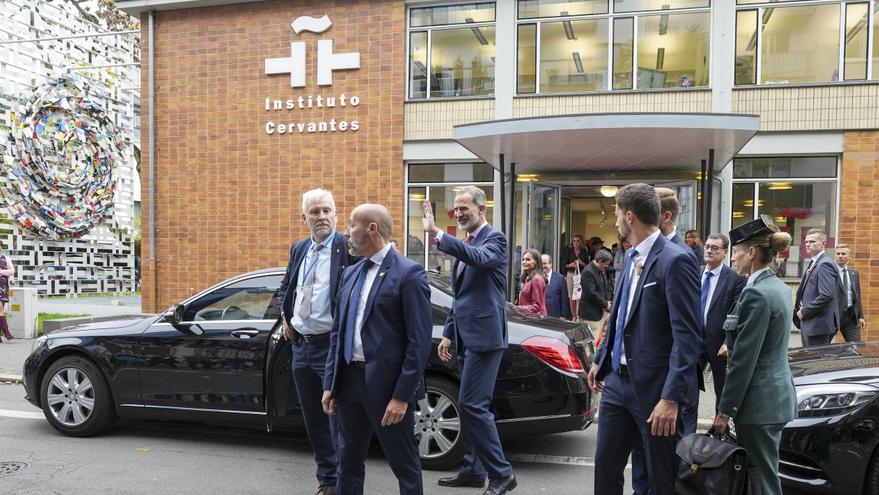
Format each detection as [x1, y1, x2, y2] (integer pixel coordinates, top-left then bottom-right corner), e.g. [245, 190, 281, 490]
[611, 250, 638, 373]
[700, 271, 714, 325]
[343, 260, 375, 364]
[295, 242, 324, 322]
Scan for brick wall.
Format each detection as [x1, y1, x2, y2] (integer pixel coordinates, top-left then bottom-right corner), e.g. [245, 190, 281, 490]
[140, 0, 405, 312]
[840, 131, 879, 341]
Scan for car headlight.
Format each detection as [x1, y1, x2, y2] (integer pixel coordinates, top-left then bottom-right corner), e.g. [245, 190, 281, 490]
[31, 335, 48, 352]
[796, 383, 879, 417]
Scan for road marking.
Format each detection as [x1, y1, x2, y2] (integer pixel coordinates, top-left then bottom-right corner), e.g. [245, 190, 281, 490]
[0, 408, 44, 420]
[508, 453, 631, 468]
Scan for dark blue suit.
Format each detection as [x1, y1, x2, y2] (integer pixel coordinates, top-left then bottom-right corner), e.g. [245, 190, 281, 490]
[545, 271, 571, 319]
[324, 248, 432, 495]
[668, 232, 703, 435]
[438, 224, 513, 479]
[702, 264, 746, 409]
[276, 232, 358, 489]
[594, 233, 701, 495]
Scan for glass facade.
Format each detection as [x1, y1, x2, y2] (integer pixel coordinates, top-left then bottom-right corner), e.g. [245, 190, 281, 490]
[518, 0, 608, 19]
[637, 12, 710, 88]
[614, 0, 709, 13]
[732, 157, 839, 279]
[735, 0, 879, 85]
[540, 19, 609, 93]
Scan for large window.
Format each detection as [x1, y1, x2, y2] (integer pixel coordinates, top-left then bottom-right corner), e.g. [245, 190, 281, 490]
[408, 3, 496, 99]
[736, 1, 878, 85]
[731, 157, 838, 279]
[516, 0, 710, 93]
[406, 163, 496, 280]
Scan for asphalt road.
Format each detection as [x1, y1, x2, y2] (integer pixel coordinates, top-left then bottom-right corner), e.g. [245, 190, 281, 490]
[0, 382, 630, 495]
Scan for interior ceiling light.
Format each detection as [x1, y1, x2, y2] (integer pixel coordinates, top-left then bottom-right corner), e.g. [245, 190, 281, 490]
[409, 193, 426, 201]
[659, 5, 670, 36]
[599, 185, 619, 197]
[572, 52, 584, 73]
[732, 211, 745, 218]
[768, 182, 793, 190]
[517, 174, 540, 182]
[563, 20, 576, 40]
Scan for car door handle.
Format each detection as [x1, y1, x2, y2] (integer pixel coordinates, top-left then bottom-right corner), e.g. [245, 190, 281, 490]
[231, 329, 260, 339]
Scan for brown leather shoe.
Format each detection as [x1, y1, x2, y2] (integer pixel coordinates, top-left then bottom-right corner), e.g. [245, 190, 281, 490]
[315, 486, 336, 495]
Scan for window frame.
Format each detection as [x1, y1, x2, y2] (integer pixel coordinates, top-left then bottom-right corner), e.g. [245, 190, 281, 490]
[406, 2, 498, 100]
[730, 155, 841, 281]
[734, 0, 877, 87]
[513, 3, 712, 94]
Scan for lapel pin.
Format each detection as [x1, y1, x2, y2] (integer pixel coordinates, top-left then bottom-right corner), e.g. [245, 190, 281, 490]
[379, 272, 386, 277]
[636, 262, 644, 276]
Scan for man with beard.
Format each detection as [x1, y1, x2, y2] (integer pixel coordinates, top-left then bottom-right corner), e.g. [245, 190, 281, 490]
[422, 187, 517, 495]
[588, 183, 701, 495]
[277, 188, 358, 495]
[321, 204, 432, 495]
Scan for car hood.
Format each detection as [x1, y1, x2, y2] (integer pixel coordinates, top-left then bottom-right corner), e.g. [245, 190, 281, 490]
[789, 342, 879, 386]
[46, 315, 160, 338]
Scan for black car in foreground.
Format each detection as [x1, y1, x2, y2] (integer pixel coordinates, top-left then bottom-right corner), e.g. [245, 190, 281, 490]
[22, 268, 595, 469]
[781, 342, 879, 494]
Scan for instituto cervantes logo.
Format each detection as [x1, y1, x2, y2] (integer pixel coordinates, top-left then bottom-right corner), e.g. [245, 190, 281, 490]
[263, 15, 361, 135]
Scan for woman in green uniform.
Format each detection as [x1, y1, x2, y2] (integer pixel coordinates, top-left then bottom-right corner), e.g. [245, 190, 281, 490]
[712, 216, 797, 495]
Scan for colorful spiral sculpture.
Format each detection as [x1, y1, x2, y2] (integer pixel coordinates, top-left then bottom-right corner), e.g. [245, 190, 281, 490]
[1, 75, 125, 239]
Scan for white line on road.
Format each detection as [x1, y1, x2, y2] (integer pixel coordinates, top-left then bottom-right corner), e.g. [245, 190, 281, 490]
[507, 452, 631, 468]
[0, 408, 44, 419]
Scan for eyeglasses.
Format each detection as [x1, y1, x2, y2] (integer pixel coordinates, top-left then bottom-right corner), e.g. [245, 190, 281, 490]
[704, 245, 725, 252]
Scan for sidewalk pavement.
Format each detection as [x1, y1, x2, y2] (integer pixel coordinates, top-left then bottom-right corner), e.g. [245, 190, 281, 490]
[0, 338, 35, 383]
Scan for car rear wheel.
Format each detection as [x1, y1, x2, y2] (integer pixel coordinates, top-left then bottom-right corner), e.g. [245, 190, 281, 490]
[416, 376, 464, 470]
[41, 356, 116, 436]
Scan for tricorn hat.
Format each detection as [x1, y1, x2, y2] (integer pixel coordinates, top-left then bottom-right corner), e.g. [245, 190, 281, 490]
[729, 215, 777, 247]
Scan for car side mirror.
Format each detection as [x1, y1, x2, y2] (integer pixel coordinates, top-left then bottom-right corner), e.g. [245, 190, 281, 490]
[163, 304, 186, 325]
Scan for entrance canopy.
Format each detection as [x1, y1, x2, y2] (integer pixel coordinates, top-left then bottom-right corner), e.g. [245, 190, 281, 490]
[453, 112, 760, 173]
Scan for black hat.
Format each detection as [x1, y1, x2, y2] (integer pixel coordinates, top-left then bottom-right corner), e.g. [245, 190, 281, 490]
[590, 236, 604, 245]
[729, 215, 776, 246]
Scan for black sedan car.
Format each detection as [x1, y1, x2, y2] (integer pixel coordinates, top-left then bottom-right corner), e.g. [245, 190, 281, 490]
[781, 342, 879, 494]
[22, 268, 595, 470]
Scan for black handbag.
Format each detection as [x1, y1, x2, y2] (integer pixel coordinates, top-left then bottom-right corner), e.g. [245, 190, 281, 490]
[675, 429, 749, 495]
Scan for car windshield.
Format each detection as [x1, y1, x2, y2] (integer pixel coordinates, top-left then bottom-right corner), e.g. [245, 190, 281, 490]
[427, 271, 453, 296]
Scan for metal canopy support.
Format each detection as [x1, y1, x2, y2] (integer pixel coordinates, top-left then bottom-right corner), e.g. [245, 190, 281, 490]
[507, 162, 517, 303]
[499, 154, 506, 235]
[699, 159, 708, 240]
[706, 149, 715, 237]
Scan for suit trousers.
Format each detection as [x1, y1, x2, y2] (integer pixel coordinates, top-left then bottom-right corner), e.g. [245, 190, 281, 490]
[736, 423, 785, 495]
[801, 333, 834, 347]
[595, 371, 681, 495]
[292, 339, 339, 488]
[707, 357, 727, 411]
[457, 347, 513, 479]
[839, 307, 861, 342]
[335, 363, 423, 495]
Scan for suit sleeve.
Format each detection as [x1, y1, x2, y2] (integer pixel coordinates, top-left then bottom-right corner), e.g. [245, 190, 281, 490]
[276, 243, 298, 319]
[393, 265, 433, 403]
[661, 252, 702, 404]
[437, 230, 506, 270]
[854, 271, 865, 320]
[324, 269, 350, 393]
[801, 261, 839, 319]
[560, 277, 572, 320]
[582, 268, 608, 309]
[718, 287, 770, 419]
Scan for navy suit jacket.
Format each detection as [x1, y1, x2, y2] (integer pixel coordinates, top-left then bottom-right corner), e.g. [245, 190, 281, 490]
[277, 232, 359, 326]
[794, 253, 840, 336]
[438, 224, 509, 352]
[702, 264, 746, 359]
[670, 233, 700, 265]
[545, 271, 571, 319]
[596, 234, 702, 406]
[324, 249, 432, 404]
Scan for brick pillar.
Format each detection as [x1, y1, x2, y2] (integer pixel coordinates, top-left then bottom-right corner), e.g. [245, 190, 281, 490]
[840, 131, 879, 341]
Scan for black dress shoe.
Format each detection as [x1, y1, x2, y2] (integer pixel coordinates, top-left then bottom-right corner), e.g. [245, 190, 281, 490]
[483, 473, 517, 495]
[437, 472, 486, 488]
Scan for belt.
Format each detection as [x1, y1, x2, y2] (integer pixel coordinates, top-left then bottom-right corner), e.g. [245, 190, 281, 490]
[349, 361, 366, 370]
[617, 364, 629, 378]
[296, 332, 330, 345]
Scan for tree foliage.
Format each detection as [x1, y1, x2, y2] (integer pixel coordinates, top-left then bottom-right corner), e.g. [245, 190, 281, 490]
[60, 0, 139, 30]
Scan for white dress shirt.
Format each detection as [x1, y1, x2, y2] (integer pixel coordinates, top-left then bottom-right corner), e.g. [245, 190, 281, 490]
[351, 243, 392, 362]
[291, 231, 335, 335]
[618, 229, 662, 366]
[701, 264, 723, 324]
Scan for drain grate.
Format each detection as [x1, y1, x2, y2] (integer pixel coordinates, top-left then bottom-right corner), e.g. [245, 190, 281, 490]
[0, 462, 29, 478]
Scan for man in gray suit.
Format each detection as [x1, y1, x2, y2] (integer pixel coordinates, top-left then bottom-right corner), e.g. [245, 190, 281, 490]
[794, 229, 839, 346]
[835, 244, 866, 342]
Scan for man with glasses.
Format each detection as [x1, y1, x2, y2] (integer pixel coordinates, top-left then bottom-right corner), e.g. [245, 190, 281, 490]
[700, 234, 746, 409]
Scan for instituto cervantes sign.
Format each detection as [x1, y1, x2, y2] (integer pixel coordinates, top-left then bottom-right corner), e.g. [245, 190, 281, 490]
[264, 15, 361, 135]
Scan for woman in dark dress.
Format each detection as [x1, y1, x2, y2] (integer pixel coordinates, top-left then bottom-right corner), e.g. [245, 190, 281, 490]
[561, 235, 590, 321]
[0, 240, 14, 342]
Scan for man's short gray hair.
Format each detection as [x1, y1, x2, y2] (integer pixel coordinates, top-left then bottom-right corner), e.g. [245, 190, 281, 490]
[352, 204, 393, 240]
[542, 253, 553, 263]
[455, 186, 487, 207]
[706, 233, 730, 250]
[594, 250, 613, 263]
[301, 188, 336, 214]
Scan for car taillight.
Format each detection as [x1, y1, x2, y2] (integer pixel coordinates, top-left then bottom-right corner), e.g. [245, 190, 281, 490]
[521, 336, 585, 375]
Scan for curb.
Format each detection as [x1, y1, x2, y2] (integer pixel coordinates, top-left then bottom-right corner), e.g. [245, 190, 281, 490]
[0, 374, 23, 384]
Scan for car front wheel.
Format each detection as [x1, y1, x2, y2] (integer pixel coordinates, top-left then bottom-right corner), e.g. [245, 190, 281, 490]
[40, 356, 116, 436]
[416, 376, 464, 470]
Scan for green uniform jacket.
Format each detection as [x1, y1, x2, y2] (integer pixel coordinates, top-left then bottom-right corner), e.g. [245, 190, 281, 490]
[719, 268, 797, 425]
